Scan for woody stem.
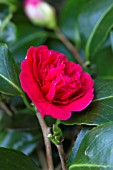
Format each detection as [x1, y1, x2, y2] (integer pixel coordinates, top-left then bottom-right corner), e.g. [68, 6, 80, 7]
[56, 144, 68, 170]
[55, 28, 86, 68]
[36, 112, 54, 170]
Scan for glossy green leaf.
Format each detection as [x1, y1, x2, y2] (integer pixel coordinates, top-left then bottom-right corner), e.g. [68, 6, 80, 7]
[78, 0, 113, 48]
[69, 122, 113, 170]
[60, 0, 89, 44]
[0, 130, 38, 155]
[0, 109, 11, 130]
[67, 127, 90, 167]
[0, 108, 39, 131]
[11, 31, 47, 64]
[110, 31, 113, 52]
[60, 79, 113, 126]
[0, 147, 40, 170]
[85, 4, 113, 58]
[0, 22, 17, 44]
[0, 44, 22, 96]
[92, 40, 113, 77]
[0, 12, 12, 34]
[11, 112, 39, 130]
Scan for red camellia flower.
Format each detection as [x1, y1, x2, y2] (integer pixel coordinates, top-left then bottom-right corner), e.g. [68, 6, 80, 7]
[20, 46, 94, 120]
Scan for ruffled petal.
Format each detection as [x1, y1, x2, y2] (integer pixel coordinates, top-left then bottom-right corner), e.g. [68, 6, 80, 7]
[20, 45, 94, 120]
[20, 59, 45, 102]
[34, 100, 71, 120]
[65, 89, 94, 112]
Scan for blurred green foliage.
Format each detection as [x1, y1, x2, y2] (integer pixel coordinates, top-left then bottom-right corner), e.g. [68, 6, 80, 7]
[0, 0, 113, 169]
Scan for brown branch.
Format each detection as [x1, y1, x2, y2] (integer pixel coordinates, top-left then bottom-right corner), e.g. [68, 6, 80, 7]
[0, 101, 13, 117]
[36, 112, 54, 170]
[55, 125, 82, 170]
[55, 28, 86, 68]
[37, 147, 48, 170]
[56, 144, 68, 170]
[55, 163, 61, 170]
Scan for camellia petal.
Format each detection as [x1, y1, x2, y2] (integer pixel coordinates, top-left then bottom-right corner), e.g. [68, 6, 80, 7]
[20, 58, 45, 102]
[20, 45, 94, 120]
[33, 100, 72, 120]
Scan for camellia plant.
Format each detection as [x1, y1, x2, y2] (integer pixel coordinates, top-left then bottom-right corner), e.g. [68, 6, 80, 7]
[0, 0, 113, 170]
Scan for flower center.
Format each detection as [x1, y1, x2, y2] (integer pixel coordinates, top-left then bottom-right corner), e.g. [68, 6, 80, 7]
[40, 61, 83, 104]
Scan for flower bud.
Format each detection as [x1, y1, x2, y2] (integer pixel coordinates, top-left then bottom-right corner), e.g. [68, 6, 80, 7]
[24, 0, 57, 29]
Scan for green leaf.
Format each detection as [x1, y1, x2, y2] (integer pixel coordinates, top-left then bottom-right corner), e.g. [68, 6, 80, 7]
[0, 130, 38, 155]
[0, 12, 13, 36]
[60, 0, 89, 44]
[0, 109, 11, 130]
[0, 22, 17, 44]
[0, 0, 17, 12]
[85, 4, 113, 58]
[69, 122, 113, 170]
[0, 44, 22, 96]
[0, 147, 40, 170]
[11, 111, 39, 130]
[92, 40, 113, 77]
[60, 79, 113, 126]
[78, 0, 113, 48]
[67, 127, 90, 167]
[11, 31, 47, 64]
[0, 108, 39, 131]
[10, 9, 48, 64]
[0, 0, 17, 6]
[60, 0, 113, 49]
[110, 31, 113, 52]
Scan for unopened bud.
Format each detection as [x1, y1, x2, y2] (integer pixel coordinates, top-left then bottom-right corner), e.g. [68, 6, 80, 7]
[24, 0, 57, 29]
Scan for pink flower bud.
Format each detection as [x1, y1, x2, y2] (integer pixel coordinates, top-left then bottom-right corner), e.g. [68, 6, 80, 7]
[24, 0, 57, 29]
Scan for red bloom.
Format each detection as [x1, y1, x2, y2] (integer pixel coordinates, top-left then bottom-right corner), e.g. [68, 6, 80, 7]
[20, 46, 94, 120]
